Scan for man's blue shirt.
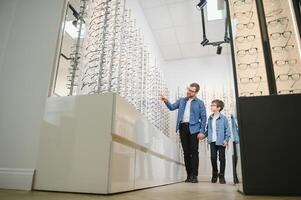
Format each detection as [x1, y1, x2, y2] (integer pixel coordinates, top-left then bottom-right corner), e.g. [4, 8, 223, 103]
[164, 97, 207, 134]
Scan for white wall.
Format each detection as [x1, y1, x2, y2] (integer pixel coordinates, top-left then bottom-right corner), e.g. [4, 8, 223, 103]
[127, 0, 165, 67]
[0, 0, 66, 190]
[0, 1, 18, 75]
[162, 53, 235, 98]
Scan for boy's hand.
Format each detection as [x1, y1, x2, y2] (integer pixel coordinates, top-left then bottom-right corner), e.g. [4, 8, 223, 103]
[223, 141, 228, 147]
[197, 133, 206, 140]
[160, 95, 168, 102]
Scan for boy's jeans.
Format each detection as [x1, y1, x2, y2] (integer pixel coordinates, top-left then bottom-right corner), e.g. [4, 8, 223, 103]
[210, 142, 226, 177]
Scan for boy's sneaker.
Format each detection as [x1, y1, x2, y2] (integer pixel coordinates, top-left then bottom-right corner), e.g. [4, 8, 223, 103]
[211, 172, 218, 183]
[191, 176, 198, 183]
[219, 176, 226, 184]
[211, 176, 218, 183]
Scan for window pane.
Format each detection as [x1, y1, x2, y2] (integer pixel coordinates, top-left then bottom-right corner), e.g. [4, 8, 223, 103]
[207, 0, 223, 21]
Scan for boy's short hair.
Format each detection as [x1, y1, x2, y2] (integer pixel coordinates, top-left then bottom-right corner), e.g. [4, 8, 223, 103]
[190, 83, 200, 93]
[212, 99, 224, 112]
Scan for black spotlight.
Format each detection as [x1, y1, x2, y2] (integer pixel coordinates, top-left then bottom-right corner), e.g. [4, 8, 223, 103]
[224, 36, 231, 43]
[72, 20, 78, 27]
[201, 38, 209, 46]
[216, 45, 223, 55]
[196, 0, 207, 10]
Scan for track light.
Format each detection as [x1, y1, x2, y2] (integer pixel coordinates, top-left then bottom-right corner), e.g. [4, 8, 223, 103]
[198, 0, 229, 54]
[72, 20, 78, 27]
[196, 0, 207, 10]
[216, 45, 223, 55]
[224, 36, 231, 43]
[201, 38, 209, 46]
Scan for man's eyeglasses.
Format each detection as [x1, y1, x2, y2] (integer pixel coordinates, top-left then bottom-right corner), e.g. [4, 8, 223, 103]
[187, 87, 196, 93]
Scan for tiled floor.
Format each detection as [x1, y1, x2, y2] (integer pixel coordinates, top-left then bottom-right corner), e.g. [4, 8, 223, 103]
[0, 183, 300, 200]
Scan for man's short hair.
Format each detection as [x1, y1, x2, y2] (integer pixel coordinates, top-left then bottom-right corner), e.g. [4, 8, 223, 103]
[190, 83, 200, 93]
[212, 99, 225, 111]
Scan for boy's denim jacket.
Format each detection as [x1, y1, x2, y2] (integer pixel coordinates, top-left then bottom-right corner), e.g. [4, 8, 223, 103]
[205, 113, 231, 146]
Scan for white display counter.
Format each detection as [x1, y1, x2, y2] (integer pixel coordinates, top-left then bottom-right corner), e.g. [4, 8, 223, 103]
[33, 93, 185, 194]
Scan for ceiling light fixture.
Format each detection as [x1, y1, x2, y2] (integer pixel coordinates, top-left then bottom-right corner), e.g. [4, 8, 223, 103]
[196, 0, 207, 10]
[216, 45, 223, 55]
[197, 0, 230, 55]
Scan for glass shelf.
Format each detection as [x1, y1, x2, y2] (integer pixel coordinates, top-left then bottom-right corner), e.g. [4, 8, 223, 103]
[229, 0, 270, 97]
[263, 0, 301, 95]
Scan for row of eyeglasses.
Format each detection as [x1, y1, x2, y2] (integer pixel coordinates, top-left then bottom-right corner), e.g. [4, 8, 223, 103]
[75, 0, 170, 136]
[231, 0, 269, 97]
[262, 0, 301, 95]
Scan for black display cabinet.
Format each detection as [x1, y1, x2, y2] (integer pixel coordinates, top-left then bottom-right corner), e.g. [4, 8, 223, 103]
[226, 0, 301, 195]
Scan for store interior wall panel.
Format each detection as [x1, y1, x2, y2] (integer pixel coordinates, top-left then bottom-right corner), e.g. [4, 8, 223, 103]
[34, 94, 114, 194]
[238, 94, 301, 195]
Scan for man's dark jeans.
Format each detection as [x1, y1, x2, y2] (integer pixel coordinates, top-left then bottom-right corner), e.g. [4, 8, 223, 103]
[179, 123, 199, 178]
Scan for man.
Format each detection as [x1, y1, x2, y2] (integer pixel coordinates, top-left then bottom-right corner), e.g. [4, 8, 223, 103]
[160, 83, 207, 183]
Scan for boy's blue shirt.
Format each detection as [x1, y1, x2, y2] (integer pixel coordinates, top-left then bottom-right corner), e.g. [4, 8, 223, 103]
[164, 97, 207, 134]
[205, 113, 231, 146]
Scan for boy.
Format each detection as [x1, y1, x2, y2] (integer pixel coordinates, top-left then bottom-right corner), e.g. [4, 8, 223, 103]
[199, 99, 230, 184]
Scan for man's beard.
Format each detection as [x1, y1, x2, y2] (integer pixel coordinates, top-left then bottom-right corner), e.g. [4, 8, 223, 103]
[187, 93, 194, 98]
